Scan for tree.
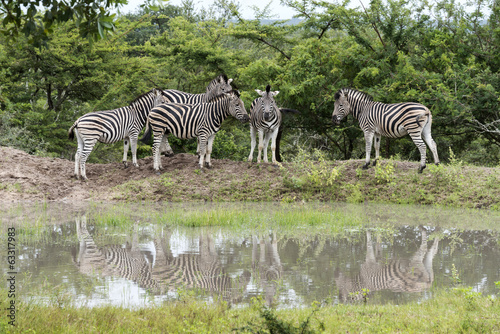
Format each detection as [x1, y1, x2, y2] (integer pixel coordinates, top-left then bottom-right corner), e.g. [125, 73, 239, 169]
[0, 0, 126, 47]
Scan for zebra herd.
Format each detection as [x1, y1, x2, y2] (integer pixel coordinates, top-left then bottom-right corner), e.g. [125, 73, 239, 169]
[68, 75, 440, 180]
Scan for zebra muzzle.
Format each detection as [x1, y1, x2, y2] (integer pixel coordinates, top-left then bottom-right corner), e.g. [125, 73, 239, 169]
[332, 115, 342, 124]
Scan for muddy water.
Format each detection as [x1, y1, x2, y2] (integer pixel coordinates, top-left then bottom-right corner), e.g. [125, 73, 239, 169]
[1, 203, 499, 308]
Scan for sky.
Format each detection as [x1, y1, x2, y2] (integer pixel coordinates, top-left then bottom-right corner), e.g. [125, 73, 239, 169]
[118, 0, 299, 19]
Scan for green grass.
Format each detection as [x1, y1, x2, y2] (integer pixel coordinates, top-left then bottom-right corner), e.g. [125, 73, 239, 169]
[1, 286, 499, 333]
[108, 156, 500, 210]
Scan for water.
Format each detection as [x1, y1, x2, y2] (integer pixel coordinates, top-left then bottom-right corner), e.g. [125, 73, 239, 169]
[1, 203, 499, 309]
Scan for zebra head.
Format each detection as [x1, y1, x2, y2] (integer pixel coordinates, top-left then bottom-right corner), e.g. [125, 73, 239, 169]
[226, 90, 249, 123]
[332, 89, 351, 125]
[205, 74, 234, 101]
[255, 85, 280, 121]
[152, 88, 168, 107]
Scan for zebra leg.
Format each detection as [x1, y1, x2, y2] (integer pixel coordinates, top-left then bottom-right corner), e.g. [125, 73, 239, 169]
[152, 133, 163, 172]
[198, 136, 208, 170]
[248, 126, 257, 162]
[205, 134, 216, 169]
[130, 136, 140, 168]
[160, 134, 174, 157]
[270, 127, 280, 165]
[74, 129, 83, 179]
[257, 130, 265, 164]
[372, 133, 381, 166]
[196, 138, 201, 158]
[421, 120, 440, 166]
[122, 138, 130, 168]
[363, 131, 374, 169]
[79, 139, 98, 181]
[262, 131, 272, 163]
[409, 133, 428, 173]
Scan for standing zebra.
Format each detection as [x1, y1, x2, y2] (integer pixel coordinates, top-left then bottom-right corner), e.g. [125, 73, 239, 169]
[160, 74, 234, 156]
[68, 88, 166, 181]
[332, 88, 440, 172]
[248, 85, 282, 164]
[141, 90, 249, 171]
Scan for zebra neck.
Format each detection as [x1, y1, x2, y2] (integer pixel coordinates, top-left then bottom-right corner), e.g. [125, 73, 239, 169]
[205, 98, 230, 126]
[350, 99, 373, 119]
[131, 97, 155, 126]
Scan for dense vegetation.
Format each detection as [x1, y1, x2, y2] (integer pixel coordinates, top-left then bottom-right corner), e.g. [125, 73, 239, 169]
[1, 0, 499, 167]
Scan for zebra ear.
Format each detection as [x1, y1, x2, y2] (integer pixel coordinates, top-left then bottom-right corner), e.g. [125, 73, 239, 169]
[228, 78, 233, 85]
[255, 89, 265, 96]
[271, 91, 280, 97]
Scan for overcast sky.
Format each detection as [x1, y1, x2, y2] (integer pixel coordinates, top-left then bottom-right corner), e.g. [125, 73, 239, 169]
[118, 0, 299, 19]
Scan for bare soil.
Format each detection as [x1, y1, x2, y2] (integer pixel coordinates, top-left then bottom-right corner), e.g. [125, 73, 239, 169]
[0, 146, 498, 209]
[0, 146, 287, 203]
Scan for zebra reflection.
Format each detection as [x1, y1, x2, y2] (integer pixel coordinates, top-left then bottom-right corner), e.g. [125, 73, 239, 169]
[152, 231, 250, 304]
[72, 216, 250, 304]
[72, 216, 160, 291]
[335, 227, 439, 303]
[252, 232, 283, 306]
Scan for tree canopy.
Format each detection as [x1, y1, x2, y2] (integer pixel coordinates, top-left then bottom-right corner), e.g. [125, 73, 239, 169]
[1, 0, 499, 166]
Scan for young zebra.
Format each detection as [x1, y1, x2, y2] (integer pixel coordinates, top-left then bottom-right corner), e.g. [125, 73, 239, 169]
[68, 88, 165, 181]
[160, 74, 234, 156]
[332, 88, 440, 173]
[247, 85, 282, 164]
[141, 90, 249, 171]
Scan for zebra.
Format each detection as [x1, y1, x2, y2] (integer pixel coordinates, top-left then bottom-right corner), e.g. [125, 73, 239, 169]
[334, 228, 439, 303]
[331, 88, 440, 172]
[68, 88, 166, 181]
[248, 85, 282, 165]
[247, 85, 300, 164]
[159, 74, 234, 156]
[141, 90, 249, 171]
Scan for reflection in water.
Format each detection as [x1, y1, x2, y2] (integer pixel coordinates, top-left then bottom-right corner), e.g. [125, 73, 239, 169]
[72, 216, 250, 304]
[252, 232, 283, 306]
[7, 211, 497, 309]
[335, 227, 439, 302]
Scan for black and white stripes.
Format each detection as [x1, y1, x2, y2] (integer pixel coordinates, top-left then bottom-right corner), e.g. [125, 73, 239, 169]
[142, 90, 249, 171]
[332, 88, 440, 172]
[248, 85, 282, 164]
[68, 88, 165, 180]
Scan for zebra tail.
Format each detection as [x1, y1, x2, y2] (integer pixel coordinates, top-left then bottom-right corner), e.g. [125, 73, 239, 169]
[68, 122, 77, 140]
[140, 120, 152, 144]
[280, 108, 300, 114]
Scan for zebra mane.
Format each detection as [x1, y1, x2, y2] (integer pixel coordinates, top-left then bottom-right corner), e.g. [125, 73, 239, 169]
[266, 85, 271, 93]
[212, 74, 229, 85]
[130, 88, 162, 105]
[231, 89, 241, 98]
[334, 88, 373, 102]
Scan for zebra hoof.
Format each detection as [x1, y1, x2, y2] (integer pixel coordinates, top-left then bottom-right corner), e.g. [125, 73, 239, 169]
[133, 163, 139, 168]
[205, 163, 212, 169]
[418, 165, 426, 173]
[123, 162, 130, 169]
[435, 162, 440, 166]
[362, 163, 370, 170]
[164, 151, 174, 157]
[372, 160, 378, 166]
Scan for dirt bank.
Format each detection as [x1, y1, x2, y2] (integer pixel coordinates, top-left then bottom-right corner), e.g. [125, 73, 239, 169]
[0, 146, 286, 203]
[0, 146, 498, 209]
